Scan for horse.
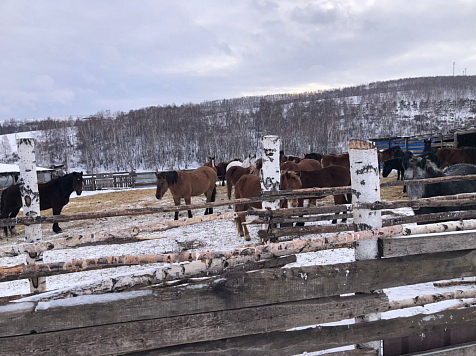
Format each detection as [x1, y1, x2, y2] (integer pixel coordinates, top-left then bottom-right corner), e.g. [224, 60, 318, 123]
[382, 158, 405, 180]
[436, 147, 476, 167]
[280, 151, 301, 164]
[295, 165, 351, 224]
[403, 156, 476, 221]
[304, 153, 323, 161]
[226, 154, 256, 172]
[280, 159, 322, 172]
[423, 139, 438, 154]
[226, 165, 260, 200]
[155, 166, 217, 220]
[255, 158, 263, 170]
[378, 146, 403, 163]
[382, 151, 413, 180]
[204, 156, 216, 171]
[234, 171, 302, 241]
[321, 153, 350, 170]
[215, 161, 228, 186]
[0, 172, 84, 236]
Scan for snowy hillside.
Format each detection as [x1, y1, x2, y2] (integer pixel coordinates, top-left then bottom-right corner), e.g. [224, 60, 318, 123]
[1, 75, 475, 173]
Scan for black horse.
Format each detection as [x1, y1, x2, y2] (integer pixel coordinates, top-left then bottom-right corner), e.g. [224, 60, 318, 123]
[382, 151, 413, 180]
[0, 172, 83, 236]
[403, 156, 476, 220]
[382, 158, 405, 180]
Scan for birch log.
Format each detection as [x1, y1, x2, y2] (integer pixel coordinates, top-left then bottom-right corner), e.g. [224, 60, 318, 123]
[17, 138, 46, 293]
[349, 139, 382, 354]
[260, 135, 280, 242]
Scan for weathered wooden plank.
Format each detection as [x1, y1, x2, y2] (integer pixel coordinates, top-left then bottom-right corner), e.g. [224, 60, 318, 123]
[383, 210, 476, 227]
[406, 341, 476, 355]
[381, 174, 476, 187]
[125, 348, 378, 356]
[381, 231, 476, 257]
[0, 291, 388, 342]
[7, 305, 469, 356]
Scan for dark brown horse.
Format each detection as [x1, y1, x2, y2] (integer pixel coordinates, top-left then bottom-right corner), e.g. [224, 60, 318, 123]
[0, 172, 84, 236]
[225, 165, 259, 200]
[155, 166, 217, 220]
[234, 171, 302, 241]
[281, 159, 322, 172]
[436, 147, 476, 167]
[321, 153, 350, 170]
[304, 153, 323, 161]
[296, 165, 351, 224]
[280, 151, 301, 164]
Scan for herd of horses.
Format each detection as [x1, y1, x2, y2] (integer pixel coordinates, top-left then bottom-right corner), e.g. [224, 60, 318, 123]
[0, 141, 475, 240]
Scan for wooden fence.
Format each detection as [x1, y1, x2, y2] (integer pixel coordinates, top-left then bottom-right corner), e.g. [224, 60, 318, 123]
[0, 138, 475, 355]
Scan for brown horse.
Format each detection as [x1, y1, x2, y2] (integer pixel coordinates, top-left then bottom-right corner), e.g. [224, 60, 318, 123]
[436, 147, 476, 167]
[225, 165, 259, 200]
[234, 171, 302, 241]
[155, 166, 217, 220]
[281, 159, 322, 172]
[0, 172, 84, 236]
[321, 153, 350, 170]
[295, 165, 351, 224]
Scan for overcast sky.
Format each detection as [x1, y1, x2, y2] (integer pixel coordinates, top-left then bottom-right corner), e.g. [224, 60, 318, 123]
[1, 0, 475, 121]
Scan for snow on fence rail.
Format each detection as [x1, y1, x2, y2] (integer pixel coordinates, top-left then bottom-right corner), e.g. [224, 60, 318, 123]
[1, 138, 475, 356]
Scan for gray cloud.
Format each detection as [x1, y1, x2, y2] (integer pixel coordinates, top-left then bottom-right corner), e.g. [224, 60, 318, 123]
[1, 0, 475, 120]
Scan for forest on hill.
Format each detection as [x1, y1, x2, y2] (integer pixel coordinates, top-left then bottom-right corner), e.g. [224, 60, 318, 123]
[1, 75, 475, 173]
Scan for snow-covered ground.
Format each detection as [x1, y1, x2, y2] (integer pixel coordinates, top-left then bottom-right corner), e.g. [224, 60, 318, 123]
[0, 186, 474, 355]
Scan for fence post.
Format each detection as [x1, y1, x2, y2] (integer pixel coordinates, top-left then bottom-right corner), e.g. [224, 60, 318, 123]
[260, 135, 280, 243]
[349, 139, 382, 354]
[17, 138, 46, 293]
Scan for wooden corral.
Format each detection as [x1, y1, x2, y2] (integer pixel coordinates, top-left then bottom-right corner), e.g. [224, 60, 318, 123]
[0, 138, 475, 355]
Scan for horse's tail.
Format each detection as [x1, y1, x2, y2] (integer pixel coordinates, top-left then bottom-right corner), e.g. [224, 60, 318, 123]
[0, 191, 4, 215]
[211, 185, 217, 203]
[226, 170, 233, 200]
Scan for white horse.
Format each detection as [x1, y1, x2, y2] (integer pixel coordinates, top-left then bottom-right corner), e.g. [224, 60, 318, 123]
[226, 154, 257, 172]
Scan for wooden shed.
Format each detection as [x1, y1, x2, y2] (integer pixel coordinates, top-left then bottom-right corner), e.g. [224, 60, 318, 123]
[0, 163, 56, 189]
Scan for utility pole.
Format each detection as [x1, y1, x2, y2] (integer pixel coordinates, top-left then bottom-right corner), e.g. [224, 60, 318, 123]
[453, 61, 455, 76]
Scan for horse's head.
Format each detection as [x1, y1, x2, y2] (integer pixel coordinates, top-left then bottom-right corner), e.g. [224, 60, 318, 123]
[281, 171, 302, 208]
[155, 171, 178, 200]
[72, 171, 83, 196]
[249, 154, 257, 166]
[382, 160, 393, 178]
[403, 156, 442, 200]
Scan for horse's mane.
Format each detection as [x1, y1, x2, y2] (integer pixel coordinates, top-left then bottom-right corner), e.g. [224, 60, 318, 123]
[158, 171, 179, 185]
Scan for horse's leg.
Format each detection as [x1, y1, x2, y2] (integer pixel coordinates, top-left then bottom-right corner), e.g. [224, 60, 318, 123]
[204, 186, 216, 215]
[8, 207, 21, 236]
[173, 197, 181, 220]
[295, 198, 305, 227]
[52, 206, 63, 233]
[234, 204, 245, 238]
[184, 197, 192, 218]
[332, 195, 346, 224]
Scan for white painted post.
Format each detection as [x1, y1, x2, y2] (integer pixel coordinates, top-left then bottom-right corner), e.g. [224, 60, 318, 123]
[349, 139, 382, 354]
[260, 135, 280, 243]
[17, 138, 46, 293]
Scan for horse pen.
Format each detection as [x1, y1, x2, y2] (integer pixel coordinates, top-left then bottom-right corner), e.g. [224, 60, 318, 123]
[0, 137, 475, 355]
